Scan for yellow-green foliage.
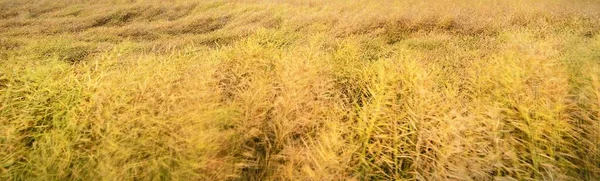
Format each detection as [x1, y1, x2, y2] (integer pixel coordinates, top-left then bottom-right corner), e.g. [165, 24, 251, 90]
[1, 0, 599, 180]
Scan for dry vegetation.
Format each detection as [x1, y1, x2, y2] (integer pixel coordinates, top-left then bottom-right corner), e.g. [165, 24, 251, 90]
[1, 0, 600, 180]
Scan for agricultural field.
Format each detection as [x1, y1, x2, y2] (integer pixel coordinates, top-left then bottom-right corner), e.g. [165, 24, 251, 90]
[1, 0, 599, 180]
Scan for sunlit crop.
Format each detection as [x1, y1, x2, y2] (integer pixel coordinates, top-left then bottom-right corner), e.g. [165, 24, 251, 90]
[1, 0, 599, 180]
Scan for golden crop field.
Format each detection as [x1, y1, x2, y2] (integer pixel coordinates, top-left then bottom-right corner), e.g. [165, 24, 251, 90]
[1, 0, 599, 180]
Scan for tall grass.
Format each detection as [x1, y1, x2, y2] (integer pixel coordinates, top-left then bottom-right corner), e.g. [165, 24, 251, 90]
[1, 0, 599, 180]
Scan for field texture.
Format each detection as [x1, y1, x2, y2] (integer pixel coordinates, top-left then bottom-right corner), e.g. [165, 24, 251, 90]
[1, 0, 600, 180]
